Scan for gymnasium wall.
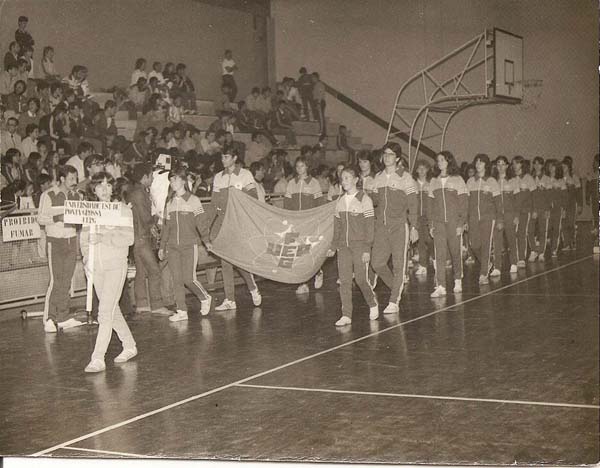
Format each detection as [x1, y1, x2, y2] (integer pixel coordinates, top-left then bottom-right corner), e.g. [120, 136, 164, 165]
[271, 0, 598, 172]
[0, 0, 270, 101]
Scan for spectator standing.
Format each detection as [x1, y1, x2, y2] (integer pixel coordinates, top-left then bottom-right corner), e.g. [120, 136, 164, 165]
[297, 67, 314, 121]
[4, 42, 20, 72]
[221, 49, 238, 102]
[130, 58, 147, 86]
[312, 72, 326, 136]
[15, 16, 35, 52]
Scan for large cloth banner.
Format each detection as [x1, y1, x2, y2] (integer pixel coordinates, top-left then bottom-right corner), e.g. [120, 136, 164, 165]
[211, 190, 336, 284]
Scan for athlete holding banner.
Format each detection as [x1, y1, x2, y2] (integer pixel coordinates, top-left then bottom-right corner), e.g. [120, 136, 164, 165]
[79, 172, 137, 373]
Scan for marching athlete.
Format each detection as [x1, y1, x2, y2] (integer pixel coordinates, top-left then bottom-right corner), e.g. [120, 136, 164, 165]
[357, 150, 376, 195]
[370, 142, 418, 314]
[209, 149, 263, 310]
[413, 159, 432, 275]
[158, 167, 213, 321]
[529, 156, 552, 261]
[467, 154, 501, 284]
[545, 159, 567, 257]
[586, 154, 599, 253]
[561, 156, 582, 251]
[427, 151, 469, 297]
[327, 166, 378, 326]
[284, 155, 325, 294]
[80, 172, 137, 373]
[492, 155, 519, 275]
[512, 155, 536, 267]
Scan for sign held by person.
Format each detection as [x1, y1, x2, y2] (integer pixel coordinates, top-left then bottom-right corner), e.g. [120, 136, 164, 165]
[63, 200, 133, 226]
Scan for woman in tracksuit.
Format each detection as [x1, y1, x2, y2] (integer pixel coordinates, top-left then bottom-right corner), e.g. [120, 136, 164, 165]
[80, 172, 137, 373]
[544, 159, 567, 257]
[492, 155, 519, 276]
[561, 156, 582, 251]
[158, 167, 213, 322]
[529, 156, 552, 261]
[587, 153, 599, 253]
[466, 154, 501, 285]
[427, 150, 469, 297]
[370, 142, 418, 314]
[326, 166, 378, 326]
[511, 155, 537, 267]
[413, 159, 432, 275]
[284, 156, 324, 294]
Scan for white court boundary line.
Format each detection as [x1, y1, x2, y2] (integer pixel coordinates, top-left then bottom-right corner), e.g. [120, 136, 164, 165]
[32, 255, 594, 457]
[236, 383, 600, 410]
[59, 446, 152, 458]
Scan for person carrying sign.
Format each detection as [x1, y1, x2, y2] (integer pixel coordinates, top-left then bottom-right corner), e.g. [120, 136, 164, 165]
[38, 164, 85, 333]
[79, 172, 137, 373]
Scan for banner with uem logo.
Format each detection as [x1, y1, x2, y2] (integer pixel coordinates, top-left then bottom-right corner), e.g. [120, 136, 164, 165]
[211, 189, 336, 284]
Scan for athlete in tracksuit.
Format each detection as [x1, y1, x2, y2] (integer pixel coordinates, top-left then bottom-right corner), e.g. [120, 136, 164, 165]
[327, 167, 378, 326]
[209, 150, 262, 310]
[530, 157, 552, 261]
[159, 168, 212, 322]
[561, 156, 582, 251]
[493, 156, 519, 275]
[284, 156, 325, 294]
[358, 151, 376, 195]
[80, 173, 137, 373]
[586, 153, 599, 252]
[512, 156, 537, 266]
[427, 151, 469, 297]
[370, 143, 418, 314]
[413, 160, 432, 275]
[467, 154, 501, 284]
[545, 159, 567, 257]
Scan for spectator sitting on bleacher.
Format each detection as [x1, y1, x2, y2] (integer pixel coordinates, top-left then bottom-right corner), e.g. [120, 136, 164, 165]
[33, 173, 52, 207]
[162, 62, 175, 83]
[245, 87, 261, 113]
[24, 151, 43, 184]
[63, 65, 91, 99]
[87, 99, 118, 142]
[21, 123, 39, 157]
[123, 130, 152, 168]
[179, 127, 198, 154]
[216, 84, 238, 114]
[76, 153, 105, 194]
[275, 89, 299, 121]
[246, 132, 268, 166]
[48, 82, 63, 112]
[64, 101, 85, 139]
[42, 147, 59, 183]
[0, 63, 19, 96]
[271, 100, 296, 147]
[256, 86, 272, 116]
[172, 63, 196, 111]
[208, 111, 234, 135]
[38, 102, 66, 142]
[4, 41, 20, 72]
[157, 126, 177, 150]
[22, 46, 34, 79]
[147, 76, 160, 96]
[199, 130, 221, 156]
[1, 179, 25, 205]
[148, 61, 165, 85]
[18, 97, 41, 136]
[236, 100, 277, 145]
[167, 94, 185, 124]
[129, 77, 150, 112]
[130, 58, 147, 86]
[282, 77, 301, 113]
[1, 147, 24, 183]
[66, 141, 93, 182]
[15, 16, 34, 52]
[15, 58, 29, 84]
[0, 117, 23, 155]
[41, 46, 60, 81]
[224, 131, 245, 162]
[5, 80, 27, 116]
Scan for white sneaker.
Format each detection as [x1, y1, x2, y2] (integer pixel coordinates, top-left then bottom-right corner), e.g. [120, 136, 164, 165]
[84, 359, 106, 373]
[489, 268, 501, 277]
[250, 289, 262, 307]
[200, 296, 212, 316]
[528, 251, 538, 262]
[415, 265, 427, 275]
[336, 278, 341, 285]
[369, 305, 379, 320]
[169, 310, 188, 322]
[151, 307, 172, 316]
[58, 318, 84, 330]
[383, 302, 399, 314]
[114, 347, 138, 363]
[296, 284, 310, 295]
[479, 274, 489, 285]
[430, 285, 447, 298]
[517, 260, 526, 268]
[335, 315, 352, 327]
[453, 279, 462, 293]
[314, 270, 324, 289]
[44, 319, 57, 333]
[215, 299, 237, 311]
[509, 264, 518, 273]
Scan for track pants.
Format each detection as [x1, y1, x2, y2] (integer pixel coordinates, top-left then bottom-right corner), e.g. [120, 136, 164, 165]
[515, 212, 530, 262]
[337, 246, 377, 318]
[222, 74, 237, 101]
[549, 206, 563, 253]
[492, 219, 517, 270]
[44, 236, 78, 323]
[563, 200, 577, 247]
[432, 220, 463, 287]
[133, 238, 165, 310]
[221, 259, 258, 302]
[166, 244, 210, 312]
[417, 215, 433, 267]
[371, 221, 409, 304]
[91, 260, 136, 361]
[470, 219, 496, 276]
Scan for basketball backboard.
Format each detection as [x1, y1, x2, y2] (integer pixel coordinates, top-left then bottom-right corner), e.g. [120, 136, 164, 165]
[494, 28, 524, 100]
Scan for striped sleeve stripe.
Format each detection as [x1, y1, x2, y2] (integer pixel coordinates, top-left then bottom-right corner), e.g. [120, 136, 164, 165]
[404, 186, 417, 194]
[363, 210, 375, 218]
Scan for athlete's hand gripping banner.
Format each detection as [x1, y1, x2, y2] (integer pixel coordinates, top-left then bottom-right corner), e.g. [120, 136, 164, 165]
[211, 190, 336, 283]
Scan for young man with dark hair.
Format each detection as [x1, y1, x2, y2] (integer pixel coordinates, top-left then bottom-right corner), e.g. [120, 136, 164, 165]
[297, 67, 314, 121]
[221, 49, 238, 101]
[4, 41, 20, 72]
[173, 63, 196, 111]
[15, 16, 35, 52]
[129, 163, 171, 315]
[0, 62, 18, 96]
[0, 117, 23, 154]
[66, 141, 93, 181]
[38, 164, 85, 332]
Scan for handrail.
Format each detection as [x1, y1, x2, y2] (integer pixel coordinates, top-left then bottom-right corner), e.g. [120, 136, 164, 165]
[322, 81, 436, 160]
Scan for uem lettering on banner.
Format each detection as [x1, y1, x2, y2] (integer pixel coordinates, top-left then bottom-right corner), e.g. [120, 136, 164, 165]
[63, 200, 133, 226]
[2, 215, 41, 242]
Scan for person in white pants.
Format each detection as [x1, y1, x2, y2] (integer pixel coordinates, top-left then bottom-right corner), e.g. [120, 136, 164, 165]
[80, 172, 137, 373]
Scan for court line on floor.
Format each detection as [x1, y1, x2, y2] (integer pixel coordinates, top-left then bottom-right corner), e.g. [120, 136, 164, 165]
[59, 446, 152, 458]
[235, 383, 600, 410]
[31, 254, 593, 457]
